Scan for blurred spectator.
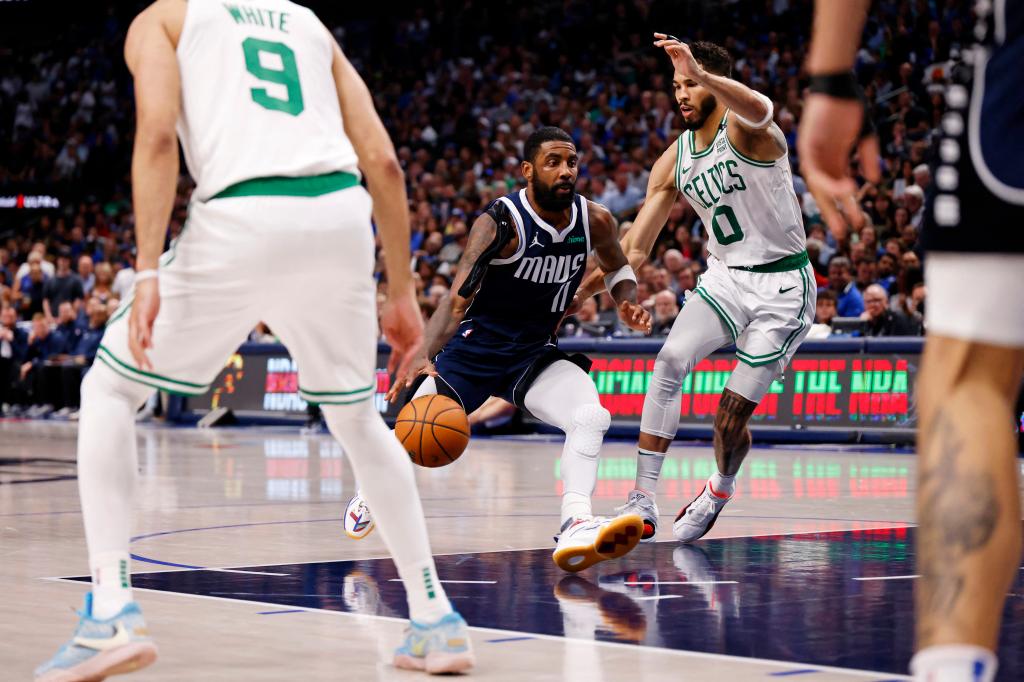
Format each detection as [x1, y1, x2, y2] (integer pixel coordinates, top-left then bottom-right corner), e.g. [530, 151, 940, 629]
[19, 313, 62, 413]
[43, 249, 85, 320]
[560, 295, 611, 338]
[111, 249, 137, 301]
[861, 284, 923, 337]
[0, 304, 29, 414]
[854, 258, 877, 293]
[598, 170, 644, 218]
[903, 185, 925, 228]
[51, 301, 81, 353]
[651, 290, 679, 336]
[17, 256, 49, 317]
[827, 256, 864, 318]
[807, 289, 837, 339]
[78, 255, 96, 295]
[91, 262, 116, 305]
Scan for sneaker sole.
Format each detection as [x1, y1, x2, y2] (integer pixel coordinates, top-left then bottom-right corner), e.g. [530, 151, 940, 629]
[672, 491, 726, 543]
[37, 642, 158, 682]
[426, 650, 476, 674]
[344, 523, 375, 541]
[553, 514, 644, 573]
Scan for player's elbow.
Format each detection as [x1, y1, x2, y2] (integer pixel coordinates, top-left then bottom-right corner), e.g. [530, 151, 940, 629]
[134, 127, 177, 156]
[363, 150, 404, 184]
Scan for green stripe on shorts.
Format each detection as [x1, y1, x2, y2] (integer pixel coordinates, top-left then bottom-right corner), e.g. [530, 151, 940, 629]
[96, 345, 209, 395]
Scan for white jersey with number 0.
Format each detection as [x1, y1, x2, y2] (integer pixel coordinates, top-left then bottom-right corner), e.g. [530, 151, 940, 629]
[176, 0, 359, 201]
[673, 112, 804, 267]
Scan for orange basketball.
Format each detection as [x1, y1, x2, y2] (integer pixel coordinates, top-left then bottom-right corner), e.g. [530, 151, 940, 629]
[394, 395, 470, 468]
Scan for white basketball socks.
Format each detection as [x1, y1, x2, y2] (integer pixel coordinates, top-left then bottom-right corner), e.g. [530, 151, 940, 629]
[321, 401, 453, 624]
[910, 645, 997, 682]
[635, 448, 666, 495]
[709, 471, 736, 497]
[77, 364, 151, 620]
[90, 551, 134, 620]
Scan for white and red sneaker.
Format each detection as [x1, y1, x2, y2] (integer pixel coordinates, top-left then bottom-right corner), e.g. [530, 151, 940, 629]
[552, 514, 644, 572]
[672, 482, 731, 543]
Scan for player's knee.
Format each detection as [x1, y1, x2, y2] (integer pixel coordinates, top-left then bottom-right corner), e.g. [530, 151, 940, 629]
[568, 403, 610, 459]
[655, 343, 696, 382]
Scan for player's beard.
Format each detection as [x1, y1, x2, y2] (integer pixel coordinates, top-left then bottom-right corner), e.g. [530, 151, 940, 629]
[679, 94, 718, 131]
[533, 177, 576, 211]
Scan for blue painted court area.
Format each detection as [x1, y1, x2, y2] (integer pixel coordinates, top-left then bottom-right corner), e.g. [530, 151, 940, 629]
[66, 527, 1024, 680]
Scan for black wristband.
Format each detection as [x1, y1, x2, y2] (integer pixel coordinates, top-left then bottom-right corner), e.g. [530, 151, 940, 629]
[807, 71, 860, 100]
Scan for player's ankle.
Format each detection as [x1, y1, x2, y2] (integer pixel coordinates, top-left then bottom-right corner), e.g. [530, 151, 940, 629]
[708, 472, 735, 498]
[910, 644, 997, 682]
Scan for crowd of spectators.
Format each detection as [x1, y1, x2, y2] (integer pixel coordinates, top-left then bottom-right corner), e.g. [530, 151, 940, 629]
[1, 0, 969, 414]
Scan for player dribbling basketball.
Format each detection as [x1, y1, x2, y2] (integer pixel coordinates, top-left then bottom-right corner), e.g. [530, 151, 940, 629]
[346, 126, 653, 573]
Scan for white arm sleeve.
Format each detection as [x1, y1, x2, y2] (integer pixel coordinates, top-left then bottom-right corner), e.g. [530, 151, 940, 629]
[733, 90, 774, 129]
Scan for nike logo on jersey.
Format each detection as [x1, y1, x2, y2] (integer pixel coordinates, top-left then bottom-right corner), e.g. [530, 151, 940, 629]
[779, 285, 797, 294]
[74, 622, 131, 651]
[529, 234, 543, 249]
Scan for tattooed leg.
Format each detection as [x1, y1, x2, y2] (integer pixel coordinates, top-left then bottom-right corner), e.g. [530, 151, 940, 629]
[713, 388, 757, 476]
[915, 335, 1024, 651]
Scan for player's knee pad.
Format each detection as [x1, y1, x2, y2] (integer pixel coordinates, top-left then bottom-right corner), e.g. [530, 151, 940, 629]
[567, 403, 611, 459]
[81, 362, 152, 408]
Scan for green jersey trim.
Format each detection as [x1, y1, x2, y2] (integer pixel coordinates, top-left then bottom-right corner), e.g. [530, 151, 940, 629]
[693, 287, 738, 341]
[730, 250, 810, 273]
[211, 170, 360, 200]
[734, 267, 810, 366]
[724, 133, 778, 168]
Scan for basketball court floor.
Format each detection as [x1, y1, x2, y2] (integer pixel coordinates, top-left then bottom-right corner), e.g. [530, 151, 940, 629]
[2, 420, 1023, 681]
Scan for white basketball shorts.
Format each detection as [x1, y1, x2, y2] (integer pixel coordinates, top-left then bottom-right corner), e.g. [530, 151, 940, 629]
[98, 177, 379, 405]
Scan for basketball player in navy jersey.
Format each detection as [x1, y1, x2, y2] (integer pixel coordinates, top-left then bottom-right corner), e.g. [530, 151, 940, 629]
[348, 126, 653, 572]
[800, 2, 1024, 681]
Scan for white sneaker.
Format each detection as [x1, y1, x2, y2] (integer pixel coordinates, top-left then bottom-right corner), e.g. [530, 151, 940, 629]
[552, 514, 644, 573]
[673, 483, 731, 543]
[344, 492, 375, 540]
[616, 489, 660, 543]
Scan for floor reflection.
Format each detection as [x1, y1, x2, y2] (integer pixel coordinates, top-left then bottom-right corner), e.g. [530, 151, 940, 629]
[66, 526, 1024, 679]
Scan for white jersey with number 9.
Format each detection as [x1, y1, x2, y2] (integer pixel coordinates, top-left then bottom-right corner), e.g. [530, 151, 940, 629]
[175, 0, 359, 201]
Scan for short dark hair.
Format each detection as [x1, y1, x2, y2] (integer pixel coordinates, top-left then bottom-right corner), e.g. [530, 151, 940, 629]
[689, 41, 732, 78]
[818, 289, 837, 303]
[523, 126, 574, 164]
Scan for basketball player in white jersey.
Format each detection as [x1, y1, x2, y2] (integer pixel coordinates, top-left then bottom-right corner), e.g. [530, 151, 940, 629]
[36, 0, 473, 678]
[579, 37, 815, 545]
[800, 2, 1024, 681]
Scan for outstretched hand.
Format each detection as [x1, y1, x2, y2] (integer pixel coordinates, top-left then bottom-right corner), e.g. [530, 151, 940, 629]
[618, 300, 652, 334]
[653, 33, 704, 81]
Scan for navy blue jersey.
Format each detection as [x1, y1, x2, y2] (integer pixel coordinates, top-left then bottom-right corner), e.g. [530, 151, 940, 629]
[925, 0, 1024, 252]
[464, 189, 592, 343]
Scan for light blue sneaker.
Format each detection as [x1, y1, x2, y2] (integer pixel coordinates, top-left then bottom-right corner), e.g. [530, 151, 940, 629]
[393, 610, 475, 674]
[35, 593, 157, 681]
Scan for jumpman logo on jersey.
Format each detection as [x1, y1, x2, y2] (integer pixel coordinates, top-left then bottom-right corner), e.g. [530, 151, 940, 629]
[529, 234, 543, 249]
